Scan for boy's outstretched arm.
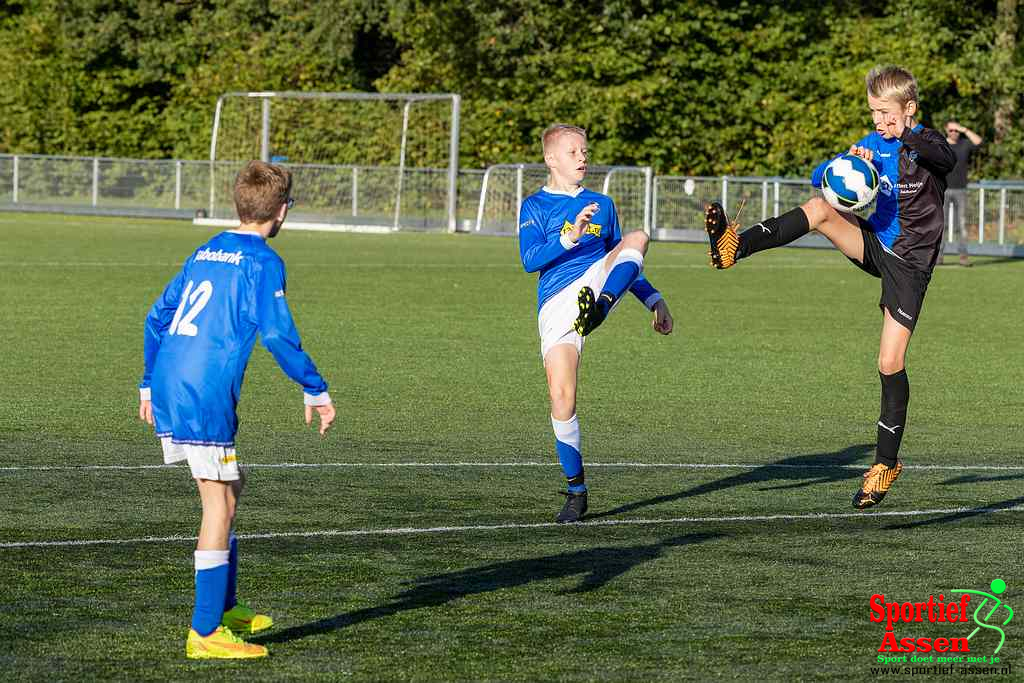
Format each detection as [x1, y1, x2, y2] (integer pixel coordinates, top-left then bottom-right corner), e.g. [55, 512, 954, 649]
[519, 201, 599, 272]
[628, 277, 673, 334]
[254, 259, 334, 435]
[138, 269, 187, 423]
[900, 126, 956, 175]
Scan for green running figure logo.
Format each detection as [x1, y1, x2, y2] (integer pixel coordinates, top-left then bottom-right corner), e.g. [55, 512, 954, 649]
[950, 579, 1014, 655]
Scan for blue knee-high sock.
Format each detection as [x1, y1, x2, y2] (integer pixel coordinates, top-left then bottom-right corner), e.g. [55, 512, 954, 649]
[551, 414, 586, 493]
[600, 248, 644, 306]
[192, 549, 230, 636]
[224, 533, 238, 611]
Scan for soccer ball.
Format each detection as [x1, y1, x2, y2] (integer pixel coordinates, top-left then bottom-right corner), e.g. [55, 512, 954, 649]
[821, 154, 879, 212]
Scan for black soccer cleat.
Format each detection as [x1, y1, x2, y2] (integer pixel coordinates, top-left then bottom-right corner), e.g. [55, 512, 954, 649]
[573, 287, 612, 336]
[704, 202, 739, 269]
[853, 461, 904, 509]
[556, 491, 588, 524]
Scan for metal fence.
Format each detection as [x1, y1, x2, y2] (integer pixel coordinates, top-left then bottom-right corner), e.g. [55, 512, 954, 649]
[653, 175, 1024, 254]
[473, 164, 652, 236]
[1, 153, 1022, 254]
[0, 154, 213, 218]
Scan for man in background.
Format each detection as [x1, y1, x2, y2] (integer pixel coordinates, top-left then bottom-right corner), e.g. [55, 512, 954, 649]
[943, 121, 983, 267]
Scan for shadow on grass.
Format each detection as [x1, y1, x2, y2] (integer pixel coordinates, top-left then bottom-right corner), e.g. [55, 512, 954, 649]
[585, 443, 874, 521]
[884, 495, 1024, 530]
[961, 256, 1024, 268]
[254, 531, 722, 645]
[940, 473, 1024, 485]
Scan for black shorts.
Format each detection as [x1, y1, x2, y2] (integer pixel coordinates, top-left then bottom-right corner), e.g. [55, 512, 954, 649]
[848, 220, 931, 332]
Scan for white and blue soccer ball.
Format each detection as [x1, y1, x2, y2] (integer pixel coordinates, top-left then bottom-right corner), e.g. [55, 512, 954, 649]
[821, 153, 879, 212]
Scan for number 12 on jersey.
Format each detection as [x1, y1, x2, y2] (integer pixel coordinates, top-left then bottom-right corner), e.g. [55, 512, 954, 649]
[169, 280, 213, 337]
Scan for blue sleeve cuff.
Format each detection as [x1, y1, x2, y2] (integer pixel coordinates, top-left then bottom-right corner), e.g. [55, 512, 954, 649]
[643, 292, 663, 310]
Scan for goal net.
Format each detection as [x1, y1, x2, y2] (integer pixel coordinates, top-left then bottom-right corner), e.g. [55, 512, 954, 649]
[197, 92, 460, 232]
[473, 164, 653, 236]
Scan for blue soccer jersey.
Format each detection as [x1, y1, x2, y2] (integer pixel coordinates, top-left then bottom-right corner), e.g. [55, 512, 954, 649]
[811, 125, 954, 272]
[518, 186, 660, 311]
[139, 230, 328, 447]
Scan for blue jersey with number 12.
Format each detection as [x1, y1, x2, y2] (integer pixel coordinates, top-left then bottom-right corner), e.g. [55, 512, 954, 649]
[139, 230, 328, 447]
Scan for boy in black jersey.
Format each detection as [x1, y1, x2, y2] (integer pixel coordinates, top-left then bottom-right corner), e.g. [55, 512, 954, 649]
[705, 65, 954, 509]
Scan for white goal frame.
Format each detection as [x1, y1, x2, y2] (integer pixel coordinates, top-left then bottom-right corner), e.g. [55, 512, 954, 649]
[195, 91, 461, 233]
[473, 163, 653, 236]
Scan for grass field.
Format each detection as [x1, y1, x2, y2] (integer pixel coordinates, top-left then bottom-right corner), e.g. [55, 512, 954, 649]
[1, 212, 1021, 681]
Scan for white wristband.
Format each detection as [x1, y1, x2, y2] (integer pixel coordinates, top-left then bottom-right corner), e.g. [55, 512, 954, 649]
[304, 391, 332, 406]
[139, 387, 151, 401]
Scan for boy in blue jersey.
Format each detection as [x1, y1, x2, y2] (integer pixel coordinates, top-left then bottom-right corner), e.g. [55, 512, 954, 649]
[519, 124, 674, 523]
[704, 66, 954, 509]
[138, 161, 335, 658]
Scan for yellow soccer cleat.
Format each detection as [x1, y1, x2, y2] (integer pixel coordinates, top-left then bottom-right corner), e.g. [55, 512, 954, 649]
[704, 202, 740, 269]
[853, 461, 904, 509]
[186, 626, 268, 659]
[222, 603, 273, 634]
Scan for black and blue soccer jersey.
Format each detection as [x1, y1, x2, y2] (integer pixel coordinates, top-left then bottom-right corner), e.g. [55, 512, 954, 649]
[518, 186, 660, 311]
[139, 231, 328, 447]
[811, 124, 955, 272]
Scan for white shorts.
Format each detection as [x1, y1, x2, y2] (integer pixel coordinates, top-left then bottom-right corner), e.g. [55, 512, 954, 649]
[161, 437, 241, 481]
[538, 257, 612, 361]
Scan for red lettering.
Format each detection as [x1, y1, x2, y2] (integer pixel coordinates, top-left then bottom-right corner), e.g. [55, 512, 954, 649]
[934, 638, 948, 653]
[958, 594, 971, 622]
[887, 603, 901, 631]
[900, 637, 916, 652]
[949, 638, 969, 652]
[947, 603, 959, 621]
[879, 632, 902, 652]
[913, 602, 926, 622]
[900, 603, 914, 622]
[870, 594, 886, 623]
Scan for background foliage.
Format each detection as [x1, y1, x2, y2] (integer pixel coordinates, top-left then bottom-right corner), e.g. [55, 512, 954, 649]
[1, 0, 1021, 178]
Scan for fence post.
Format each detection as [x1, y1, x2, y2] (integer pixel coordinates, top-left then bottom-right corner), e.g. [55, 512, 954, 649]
[721, 176, 728, 213]
[643, 166, 653, 236]
[174, 160, 182, 210]
[352, 166, 358, 217]
[998, 187, 1006, 245]
[515, 165, 523, 219]
[761, 181, 768, 220]
[651, 176, 659, 236]
[978, 187, 985, 243]
[12, 155, 17, 204]
[92, 157, 99, 207]
[773, 180, 779, 217]
[260, 98, 271, 163]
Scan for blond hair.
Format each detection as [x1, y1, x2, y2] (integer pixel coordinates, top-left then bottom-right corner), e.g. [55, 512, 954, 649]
[233, 160, 292, 224]
[866, 65, 919, 107]
[542, 123, 587, 153]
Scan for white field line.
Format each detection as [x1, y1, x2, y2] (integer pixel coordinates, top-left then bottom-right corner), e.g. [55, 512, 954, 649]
[0, 461, 1022, 473]
[2, 506, 1022, 549]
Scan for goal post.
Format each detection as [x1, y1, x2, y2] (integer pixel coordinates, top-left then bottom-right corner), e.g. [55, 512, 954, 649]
[473, 164, 653, 236]
[197, 92, 461, 233]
